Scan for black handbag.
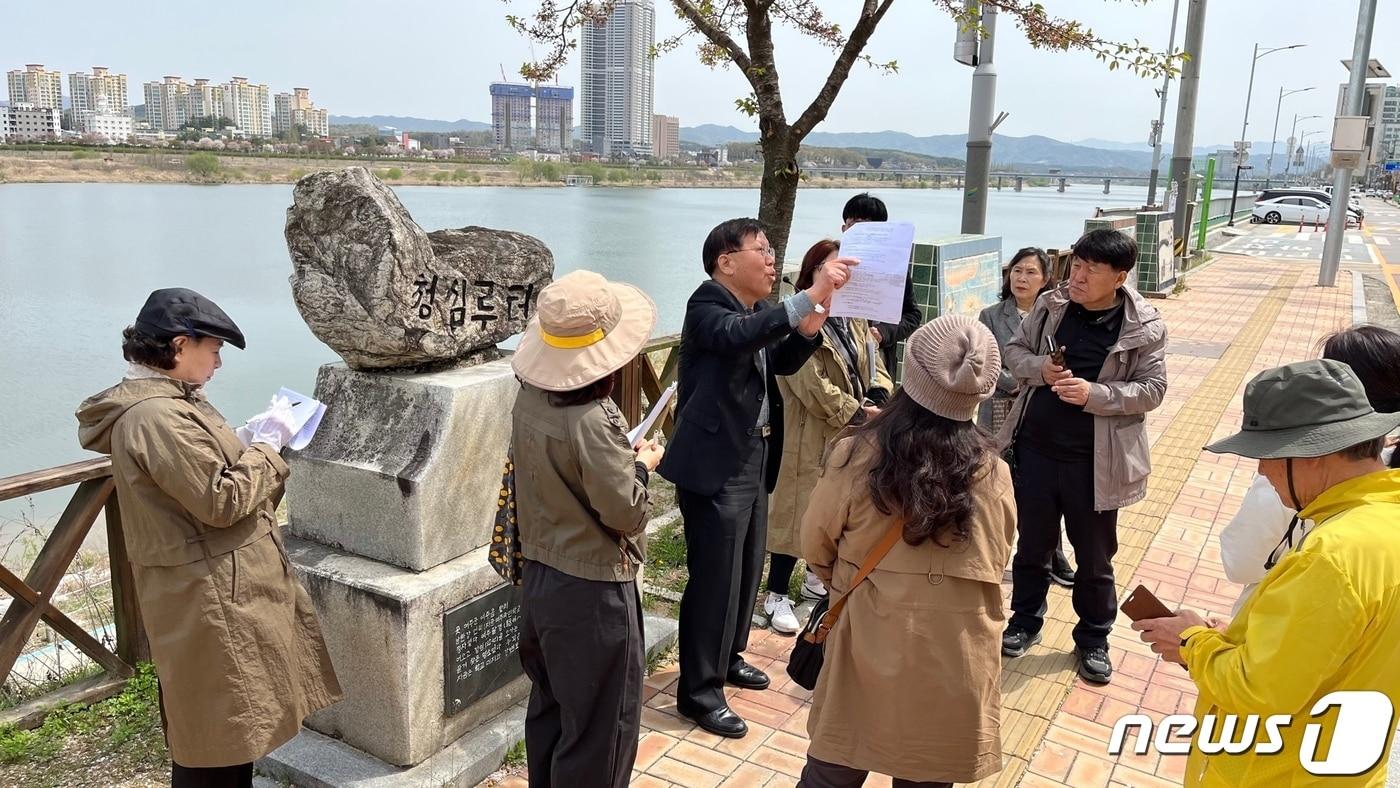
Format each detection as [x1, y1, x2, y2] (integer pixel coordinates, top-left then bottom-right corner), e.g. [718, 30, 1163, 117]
[787, 520, 904, 690]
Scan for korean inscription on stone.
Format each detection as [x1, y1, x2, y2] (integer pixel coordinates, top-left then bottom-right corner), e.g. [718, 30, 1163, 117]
[443, 584, 524, 715]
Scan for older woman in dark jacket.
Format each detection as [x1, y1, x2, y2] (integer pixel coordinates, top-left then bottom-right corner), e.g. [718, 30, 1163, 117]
[509, 270, 664, 788]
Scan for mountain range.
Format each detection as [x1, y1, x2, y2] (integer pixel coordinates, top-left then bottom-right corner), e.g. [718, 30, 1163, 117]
[329, 115, 1280, 172]
[328, 115, 491, 132]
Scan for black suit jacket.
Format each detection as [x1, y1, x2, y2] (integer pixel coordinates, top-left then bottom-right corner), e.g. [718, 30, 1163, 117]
[658, 279, 823, 497]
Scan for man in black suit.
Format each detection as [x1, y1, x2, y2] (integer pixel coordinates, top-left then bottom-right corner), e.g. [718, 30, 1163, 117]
[659, 217, 853, 738]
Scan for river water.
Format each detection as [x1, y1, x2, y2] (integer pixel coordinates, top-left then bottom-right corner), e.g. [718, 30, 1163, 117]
[0, 181, 1150, 527]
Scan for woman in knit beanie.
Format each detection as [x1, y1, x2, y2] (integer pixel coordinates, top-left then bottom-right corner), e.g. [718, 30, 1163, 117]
[797, 314, 1016, 787]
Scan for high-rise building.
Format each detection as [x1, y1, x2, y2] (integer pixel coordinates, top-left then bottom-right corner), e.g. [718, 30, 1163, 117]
[7, 64, 63, 111]
[273, 87, 329, 138]
[1377, 84, 1400, 166]
[143, 76, 189, 132]
[650, 114, 679, 161]
[186, 78, 227, 124]
[223, 77, 272, 137]
[68, 67, 129, 117]
[490, 83, 534, 150]
[535, 86, 575, 152]
[579, 0, 655, 159]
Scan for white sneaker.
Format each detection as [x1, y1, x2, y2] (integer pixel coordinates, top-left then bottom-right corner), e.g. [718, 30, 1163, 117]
[765, 592, 800, 634]
[800, 570, 828, 601]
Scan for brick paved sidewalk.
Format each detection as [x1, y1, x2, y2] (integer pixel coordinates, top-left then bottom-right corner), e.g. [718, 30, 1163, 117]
[488, 251, 1358, 788]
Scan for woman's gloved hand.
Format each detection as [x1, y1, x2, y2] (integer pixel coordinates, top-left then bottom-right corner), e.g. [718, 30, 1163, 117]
[244, 396, 297, 452]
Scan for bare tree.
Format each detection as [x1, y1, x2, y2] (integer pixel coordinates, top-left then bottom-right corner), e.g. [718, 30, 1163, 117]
[505, 0, 1178, 295]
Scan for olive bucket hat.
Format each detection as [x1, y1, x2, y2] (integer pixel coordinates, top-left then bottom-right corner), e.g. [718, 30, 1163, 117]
[1205, 359, 1400, 459]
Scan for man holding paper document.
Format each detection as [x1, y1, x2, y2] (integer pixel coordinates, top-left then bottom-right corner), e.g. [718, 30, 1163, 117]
[659, 217, 854, 739]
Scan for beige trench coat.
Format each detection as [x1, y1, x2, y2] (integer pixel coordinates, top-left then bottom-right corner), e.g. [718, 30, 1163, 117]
[801, 436, 1016, 784]
[769, 318, 890, 557]
[77, 376, 342, 767]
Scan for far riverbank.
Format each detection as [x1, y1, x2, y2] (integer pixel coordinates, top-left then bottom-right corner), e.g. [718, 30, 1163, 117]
[0, 148, 1065, 190]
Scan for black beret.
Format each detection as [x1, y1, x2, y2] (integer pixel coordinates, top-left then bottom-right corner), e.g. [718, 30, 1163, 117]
[133, 288, 246, 350]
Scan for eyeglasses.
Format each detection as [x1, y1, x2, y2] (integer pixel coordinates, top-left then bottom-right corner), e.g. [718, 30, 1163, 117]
[725, 245, 776, 258]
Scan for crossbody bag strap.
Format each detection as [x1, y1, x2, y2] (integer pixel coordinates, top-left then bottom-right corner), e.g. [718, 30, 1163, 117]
[810, 519, 905, 642]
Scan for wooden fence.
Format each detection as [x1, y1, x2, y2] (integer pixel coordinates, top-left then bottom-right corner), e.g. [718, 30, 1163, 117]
[611, 333, 682, 440]
[0, 458, 147, 729]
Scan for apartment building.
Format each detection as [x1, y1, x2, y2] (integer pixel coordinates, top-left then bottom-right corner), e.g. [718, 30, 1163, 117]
[273, 87, 329, 137]
[535, 85, 574, 152]
[68, 67, 129, 117]
[579, 0, 655, 159]
[143, 76, 189, 132]
[2, 103, 63, 141]
[7, 64, 63, 111]
[651, 114, 679, 161]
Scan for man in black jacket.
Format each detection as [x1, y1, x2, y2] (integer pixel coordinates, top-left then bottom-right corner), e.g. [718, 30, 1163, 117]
[842, 193, 923, 380]
[659, 217, 853, 738]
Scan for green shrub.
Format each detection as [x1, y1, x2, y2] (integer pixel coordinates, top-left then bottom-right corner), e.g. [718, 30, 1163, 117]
[186, 152, 220, 177]
[384, 167, 403, 180]
[71, 150, 98, 160]
[433, 171, 450, 182]
[451, 167, 469, 182]
[606, 168, 629, 183]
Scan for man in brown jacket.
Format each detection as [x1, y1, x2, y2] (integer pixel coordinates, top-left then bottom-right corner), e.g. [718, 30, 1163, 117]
[998, 230, 1167, 685]
[77, 289, 341, 788]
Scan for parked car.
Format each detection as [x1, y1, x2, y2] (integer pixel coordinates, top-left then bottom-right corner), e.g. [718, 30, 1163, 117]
[1252, 196, 1360, 227]
[1258, 188, 1364, 220]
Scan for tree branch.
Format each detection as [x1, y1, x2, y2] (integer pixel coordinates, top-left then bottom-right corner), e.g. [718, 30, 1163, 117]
[672, 0, 755, 77]
[791, 0, 893, 140]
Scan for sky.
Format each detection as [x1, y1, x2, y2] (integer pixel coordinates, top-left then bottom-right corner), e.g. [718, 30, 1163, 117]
[6, 0, 1397, 147]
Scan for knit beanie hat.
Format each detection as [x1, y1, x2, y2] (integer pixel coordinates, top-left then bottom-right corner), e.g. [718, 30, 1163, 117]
[901, 314, 1000, 421]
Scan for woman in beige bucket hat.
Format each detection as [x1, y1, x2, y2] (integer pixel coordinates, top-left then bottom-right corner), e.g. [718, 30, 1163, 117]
[509, 270, 663, 787]
[797, 315, 1018, 786]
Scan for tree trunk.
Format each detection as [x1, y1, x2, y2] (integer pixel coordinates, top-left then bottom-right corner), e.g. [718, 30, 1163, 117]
[759, 129, 800, 303]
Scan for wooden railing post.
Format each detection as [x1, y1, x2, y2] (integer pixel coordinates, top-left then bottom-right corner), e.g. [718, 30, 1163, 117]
[104, 494, 148, 665]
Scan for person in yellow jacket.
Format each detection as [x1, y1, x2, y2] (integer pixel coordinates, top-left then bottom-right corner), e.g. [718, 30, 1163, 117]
[1135, 359, 1400, 787]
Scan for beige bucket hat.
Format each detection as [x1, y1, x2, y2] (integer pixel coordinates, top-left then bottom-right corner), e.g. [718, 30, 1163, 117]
[511, 270, 657, 392]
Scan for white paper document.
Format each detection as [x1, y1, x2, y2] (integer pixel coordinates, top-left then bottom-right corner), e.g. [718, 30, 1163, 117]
[236, 387, 326, 451]
[628, 382, 677, 447]
[828, 221, 916, 325]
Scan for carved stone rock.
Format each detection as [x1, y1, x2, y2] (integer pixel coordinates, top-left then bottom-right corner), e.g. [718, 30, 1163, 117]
[285, 167, 553, 370]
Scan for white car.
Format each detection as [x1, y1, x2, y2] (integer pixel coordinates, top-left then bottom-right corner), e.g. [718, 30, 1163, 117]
[1252, 196, 1359, 227]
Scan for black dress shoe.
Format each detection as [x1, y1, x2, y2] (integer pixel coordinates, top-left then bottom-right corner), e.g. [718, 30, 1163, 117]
[726, 663, 770, 690]
[678, 704, 748, 739]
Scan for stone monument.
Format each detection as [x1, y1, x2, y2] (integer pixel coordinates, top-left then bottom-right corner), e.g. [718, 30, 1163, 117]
[259, 168, 675, 786]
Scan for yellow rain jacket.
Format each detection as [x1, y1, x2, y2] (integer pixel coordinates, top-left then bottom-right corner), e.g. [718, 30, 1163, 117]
[1180, 468, 1400, 786]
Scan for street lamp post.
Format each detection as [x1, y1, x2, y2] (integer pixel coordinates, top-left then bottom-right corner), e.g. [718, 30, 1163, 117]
[1228, 42, 1306, 225]
[1283, 113, 1322, 183]
[1265, 86, 1313, 187]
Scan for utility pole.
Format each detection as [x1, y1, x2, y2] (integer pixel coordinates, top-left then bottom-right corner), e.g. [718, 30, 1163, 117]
[1265, 87, 1314, 188]
[1146, 0, 1182, 207]
[960, 1, 1006, 235]
[1169, 0, 1207, 271]
[1319, 0, 1378, 287]
[1228, 43, 1305, 226]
